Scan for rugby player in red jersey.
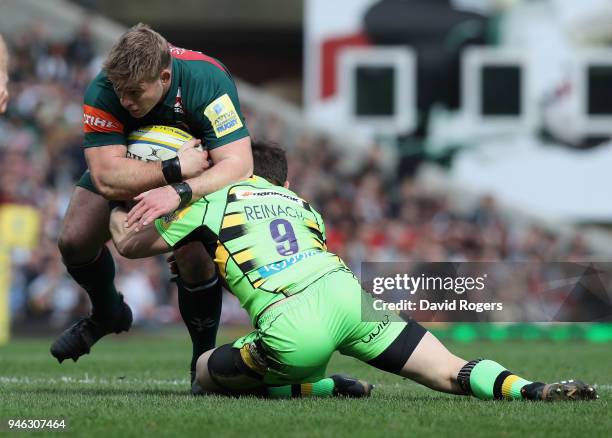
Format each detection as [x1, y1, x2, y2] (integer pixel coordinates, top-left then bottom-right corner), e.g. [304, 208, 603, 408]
[51, 24, 252, 393]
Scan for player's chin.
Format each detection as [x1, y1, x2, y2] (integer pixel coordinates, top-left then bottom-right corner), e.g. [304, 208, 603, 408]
[129, 110, 145, 118]
[129, 107, 151, 118]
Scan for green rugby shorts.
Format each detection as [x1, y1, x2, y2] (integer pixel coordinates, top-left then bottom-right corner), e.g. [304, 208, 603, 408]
[233, 269, 410, 385]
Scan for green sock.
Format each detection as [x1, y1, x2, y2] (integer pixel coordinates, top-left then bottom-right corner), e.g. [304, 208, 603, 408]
[267, 378, 335, 399]
[177, 276, 222, 373]
[66, 246, 121, 319]
[459, 359, 532, 400]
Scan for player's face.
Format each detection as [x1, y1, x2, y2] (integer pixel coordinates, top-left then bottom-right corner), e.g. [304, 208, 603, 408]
[116, 80, 164, 118]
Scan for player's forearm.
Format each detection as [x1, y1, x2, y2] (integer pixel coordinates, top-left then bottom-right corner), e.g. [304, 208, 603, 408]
[185, 150, 252, 199]
[90, 156, 167, 200]
[109, 206, 130, 250]
[110, 206, 169, 258]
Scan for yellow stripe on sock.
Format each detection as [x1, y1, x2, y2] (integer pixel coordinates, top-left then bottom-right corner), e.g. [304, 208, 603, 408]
[301, 383, 313, 396]
[501, 375, 521, 399]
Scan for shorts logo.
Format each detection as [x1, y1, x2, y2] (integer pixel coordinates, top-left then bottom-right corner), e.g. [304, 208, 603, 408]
[360, 314, 390, 344]
[159, 204, 193, 230]
[83, 104, 124, 134]
[203, 94, 243, 138]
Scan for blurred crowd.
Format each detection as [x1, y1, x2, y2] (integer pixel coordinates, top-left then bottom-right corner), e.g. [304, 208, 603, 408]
[0, 25, 595, 331]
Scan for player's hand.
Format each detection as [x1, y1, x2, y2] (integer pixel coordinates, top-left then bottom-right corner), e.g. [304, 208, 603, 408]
[125, 185, 180, 230]
[178, 138, 210, 179]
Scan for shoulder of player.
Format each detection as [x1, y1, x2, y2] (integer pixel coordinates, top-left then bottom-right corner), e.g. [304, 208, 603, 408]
[175, 58, 236, 114]
[174, 54, 230, 84]
[200, 177, 261, 203]
[85, 71, 112, 95]
[84, 71, 122, 111]
[231, 178, 314, 205]
[204, 177, 305, 203]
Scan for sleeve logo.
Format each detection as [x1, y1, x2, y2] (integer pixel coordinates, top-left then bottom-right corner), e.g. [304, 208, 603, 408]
[83, 104, 124, 134]
[203, 94, 243, 138]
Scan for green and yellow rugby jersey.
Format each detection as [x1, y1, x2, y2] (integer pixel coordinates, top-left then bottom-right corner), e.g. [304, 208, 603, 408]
[83, 46, 249, 150]
[154, 176, 347, 324]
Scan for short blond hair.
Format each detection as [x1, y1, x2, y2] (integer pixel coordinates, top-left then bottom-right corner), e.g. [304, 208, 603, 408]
[103, 23, 170, 91]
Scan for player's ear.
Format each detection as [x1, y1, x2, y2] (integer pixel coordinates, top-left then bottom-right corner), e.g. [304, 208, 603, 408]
[283, 181, 290, 189]
[160, 69, 171, 84]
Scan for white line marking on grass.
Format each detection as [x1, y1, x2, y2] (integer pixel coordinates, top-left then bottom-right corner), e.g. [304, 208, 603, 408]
[0, 376, 190, 386]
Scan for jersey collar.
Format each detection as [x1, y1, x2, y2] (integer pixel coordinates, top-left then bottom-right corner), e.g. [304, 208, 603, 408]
[249, 175, 274, 187]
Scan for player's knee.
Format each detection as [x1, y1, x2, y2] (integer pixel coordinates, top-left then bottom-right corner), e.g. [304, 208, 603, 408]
[173, 241, 216, 283]
[200, 343, 263, 394]
[195, 349, 218, 392]
[58, 228, 101, 264]
[57, 229, 85, 261]
[204, 344, 240, 391]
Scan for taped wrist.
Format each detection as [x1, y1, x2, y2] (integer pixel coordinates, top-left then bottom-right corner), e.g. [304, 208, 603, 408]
[172, 182, 192, 209]
[162, 156, 182, 184]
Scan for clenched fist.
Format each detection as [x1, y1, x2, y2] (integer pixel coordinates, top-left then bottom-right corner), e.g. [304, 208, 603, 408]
[178, 138, 210, 179]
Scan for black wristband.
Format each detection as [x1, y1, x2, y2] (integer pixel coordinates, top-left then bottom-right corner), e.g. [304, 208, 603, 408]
[171, 182, 192, 209]
[162, 156, 182, 184]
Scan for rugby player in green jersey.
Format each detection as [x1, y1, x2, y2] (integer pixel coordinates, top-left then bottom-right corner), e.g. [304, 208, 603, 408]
[51, 24, 251, 389]
[108, 142, 598, 401]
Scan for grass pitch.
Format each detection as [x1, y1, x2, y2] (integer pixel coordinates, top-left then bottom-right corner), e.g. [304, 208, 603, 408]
[1, 327, 610, 437]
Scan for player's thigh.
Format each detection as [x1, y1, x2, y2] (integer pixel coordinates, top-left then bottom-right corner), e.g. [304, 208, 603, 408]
[58, 184, 111, 264]
[329, 272, 416, 367]
[172, 241, 216, 283]
[254, 292, 336, 385]
[339, 317, 423, 370]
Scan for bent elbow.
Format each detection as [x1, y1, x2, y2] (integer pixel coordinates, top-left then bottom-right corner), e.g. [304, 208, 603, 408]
[242, 158, 254, 179]
[89, 166, 126, 200]
[89, 173, 115, 199]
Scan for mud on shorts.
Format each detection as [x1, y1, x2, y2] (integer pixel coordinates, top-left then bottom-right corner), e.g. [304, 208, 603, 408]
[233, 269, 427, 385]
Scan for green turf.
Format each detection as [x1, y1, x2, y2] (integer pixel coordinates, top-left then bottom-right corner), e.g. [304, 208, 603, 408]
[0, 327, 610, 437]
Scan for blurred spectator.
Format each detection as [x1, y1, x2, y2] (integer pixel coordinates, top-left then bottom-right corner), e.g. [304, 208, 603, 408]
[116, 258, 157, 325]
